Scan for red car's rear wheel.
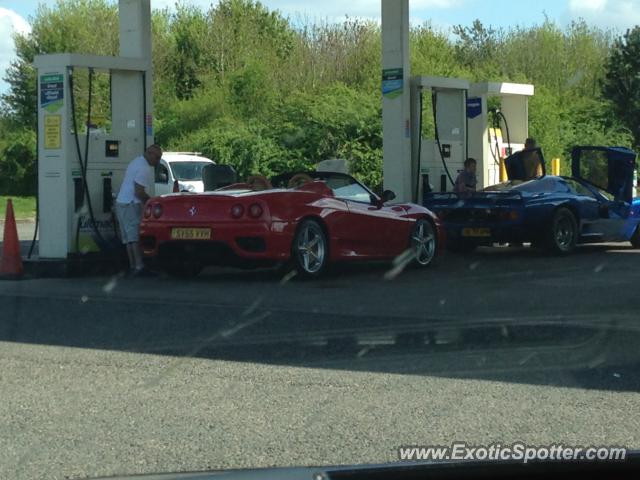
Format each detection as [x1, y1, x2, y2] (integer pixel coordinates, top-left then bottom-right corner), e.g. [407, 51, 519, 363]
[292, 219, 328, 278]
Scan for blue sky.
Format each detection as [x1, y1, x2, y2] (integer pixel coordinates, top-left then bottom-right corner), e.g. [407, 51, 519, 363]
[1, 0, 640, 94]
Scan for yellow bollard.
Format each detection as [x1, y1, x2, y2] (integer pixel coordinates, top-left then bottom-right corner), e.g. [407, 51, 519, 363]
[551, 158, 561, 176]
[499, 157, 507, 182]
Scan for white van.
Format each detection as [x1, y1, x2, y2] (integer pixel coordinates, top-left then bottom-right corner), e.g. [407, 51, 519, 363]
[154, 152, 215, 195]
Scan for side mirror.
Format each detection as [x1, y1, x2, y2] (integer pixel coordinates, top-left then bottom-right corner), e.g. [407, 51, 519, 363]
[381, 190, 396, 203]
[157, 172, 168, 184]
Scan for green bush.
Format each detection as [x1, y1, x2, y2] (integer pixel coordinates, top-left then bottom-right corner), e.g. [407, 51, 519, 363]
[155, 84, 229, 146]
[170, 119, 301, 179]
[271, 85, 382, 176]
[0, 129, 37, 196]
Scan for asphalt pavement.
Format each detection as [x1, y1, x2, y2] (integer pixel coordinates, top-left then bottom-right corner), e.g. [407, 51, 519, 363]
[1, 243, 640, 479]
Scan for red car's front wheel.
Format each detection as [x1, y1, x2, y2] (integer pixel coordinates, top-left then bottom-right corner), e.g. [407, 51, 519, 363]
[411, 219, 437, 268]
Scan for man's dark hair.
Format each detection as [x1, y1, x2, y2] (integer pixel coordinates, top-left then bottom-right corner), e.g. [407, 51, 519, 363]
[464, 157, 477, 168]
[525, 138, 537, 149]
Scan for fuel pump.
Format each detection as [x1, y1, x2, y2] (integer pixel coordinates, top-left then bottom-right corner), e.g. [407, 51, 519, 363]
[30, 0, 153, 263]
[33, 55, 152, 260]
[468, 82, 534, 188]
[411, 76, 470, 202]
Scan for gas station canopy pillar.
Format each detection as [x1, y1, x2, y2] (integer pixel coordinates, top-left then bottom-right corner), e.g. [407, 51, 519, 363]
[381, 0, 412, 203]
[115, 0, 153, 148]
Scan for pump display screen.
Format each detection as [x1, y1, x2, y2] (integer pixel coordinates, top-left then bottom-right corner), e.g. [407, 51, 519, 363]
[105, 140, 120, 157]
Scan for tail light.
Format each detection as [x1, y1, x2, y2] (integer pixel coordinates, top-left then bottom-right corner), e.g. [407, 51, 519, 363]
[152, 204, 163, 219]
[498, 210, 519, 221]
[172, 180, 179, 193]
[248, 203, 263, 218]
[143, 204, 152, 218]
[230, 204, 244, 219]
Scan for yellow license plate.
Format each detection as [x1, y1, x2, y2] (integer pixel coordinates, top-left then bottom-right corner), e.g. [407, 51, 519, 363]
[171, 228, 211, 240]
[462, 228, 491, 238]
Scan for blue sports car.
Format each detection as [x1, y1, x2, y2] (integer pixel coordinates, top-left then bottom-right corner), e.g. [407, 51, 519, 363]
[424, 146, 640, 254]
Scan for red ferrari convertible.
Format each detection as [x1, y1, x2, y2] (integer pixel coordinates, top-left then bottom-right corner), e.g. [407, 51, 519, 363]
[140, 171, 445, 277]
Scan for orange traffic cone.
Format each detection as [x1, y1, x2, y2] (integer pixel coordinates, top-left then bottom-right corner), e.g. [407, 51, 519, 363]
[1, 199, 24, 279]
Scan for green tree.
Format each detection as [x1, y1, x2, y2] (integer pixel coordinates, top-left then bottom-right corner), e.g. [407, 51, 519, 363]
[1, 0, 118, 128]
[453, 20, 504, 79]
[285, 18, 380, 92]
[202, 0, 295, 79]
[169, 4, 207, 100]
[602, 27, 640, 147]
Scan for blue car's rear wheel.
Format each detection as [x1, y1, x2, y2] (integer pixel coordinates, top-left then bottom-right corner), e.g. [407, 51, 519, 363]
[545, 207, 578, 254]
[631, 227, 640, 249]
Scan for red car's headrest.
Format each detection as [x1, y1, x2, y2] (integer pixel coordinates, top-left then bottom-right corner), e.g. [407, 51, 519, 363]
[295, 180, 334, 197]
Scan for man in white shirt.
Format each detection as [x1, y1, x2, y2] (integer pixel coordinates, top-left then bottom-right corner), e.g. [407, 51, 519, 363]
[115, 144, 162, 275]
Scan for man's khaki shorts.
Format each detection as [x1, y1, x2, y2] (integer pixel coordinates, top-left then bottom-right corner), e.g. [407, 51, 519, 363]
[115, 202, 143, 244]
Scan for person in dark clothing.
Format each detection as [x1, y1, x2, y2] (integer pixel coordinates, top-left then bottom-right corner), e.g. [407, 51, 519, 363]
[521, 138, 543, 180]
[454, 158, 478, 197]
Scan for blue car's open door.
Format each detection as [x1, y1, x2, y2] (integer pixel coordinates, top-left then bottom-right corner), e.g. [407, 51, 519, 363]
[572, 146, 638, 240]
[571, 146, 637, 203]
[505, 147, 546, 181]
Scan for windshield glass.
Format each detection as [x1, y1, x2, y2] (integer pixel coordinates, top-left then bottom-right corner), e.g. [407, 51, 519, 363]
[512, 177, 560, 192]
[325, 176, 372, 202]
[485, 180, 525, 191]
[593, 184, 615, 201]
[3, 1, 639, 480]
[485, 177, 564, 193]
[169, 161, 211, 181]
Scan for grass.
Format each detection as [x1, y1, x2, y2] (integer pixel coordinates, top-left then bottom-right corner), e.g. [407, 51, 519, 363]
[0, 196, 36, 221]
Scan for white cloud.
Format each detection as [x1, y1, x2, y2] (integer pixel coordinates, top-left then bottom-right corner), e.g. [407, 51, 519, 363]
[569, 0, 607, 11]
[567, 0, 640, 30]
[413, 0, 463, 7]
[0, 7, 31, 95]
